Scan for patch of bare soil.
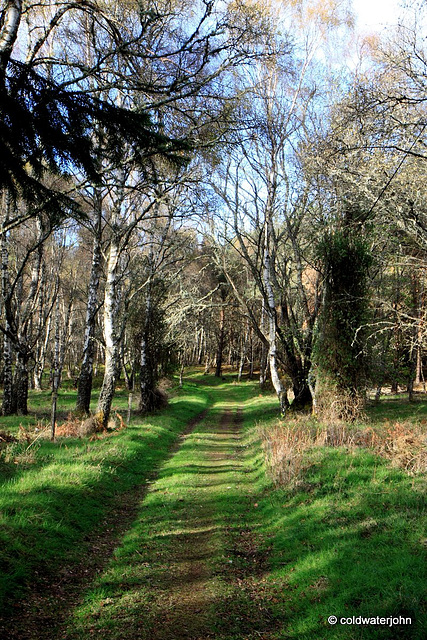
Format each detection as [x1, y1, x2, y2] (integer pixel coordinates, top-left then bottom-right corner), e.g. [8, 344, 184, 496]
[0, 409, 209, 640]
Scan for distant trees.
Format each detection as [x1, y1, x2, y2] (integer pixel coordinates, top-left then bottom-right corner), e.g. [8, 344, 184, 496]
[2, 0, 427, 423]
[305, 6, 427, 409]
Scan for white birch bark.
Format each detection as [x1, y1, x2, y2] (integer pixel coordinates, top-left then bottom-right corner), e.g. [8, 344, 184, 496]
[33, 312, 51, 390]
[139, 281, 155, 412]
[259, 298, 268, 387]
[97, 235, 120, 428]
[263, 218, 288, 415]
[50, 293, 60, 440]
[0, 0, 22, 72]
[76, 214, 102, 413]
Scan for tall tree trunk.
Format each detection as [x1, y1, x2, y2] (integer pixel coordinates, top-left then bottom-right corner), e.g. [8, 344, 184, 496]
[97, 236, 120, 429]
[408, 271, 420, 400]
[215, 306, 225, 378]
[391, 264, 402, 393]
[264, 222, 288, 415]
[259, 299, 268, 387]
[197, 326, 205, 365]
[413, 271, 424, 386]
[14, 350, 29, 415]
[248, 330, 254, 380]
[33, 258, 49, 390]
[139, 286, 154, 412]
[237, 322, 249, 382]
[1, 191, 14, 414]
[33, 313, 51, 390]
[76, 214, 102, 413]
[58, 295, 73, 389]
[2, 321, 14, 415]
[0, 1, 23, 73]
[204, 355, 210, 374]
[51, 296, 60, 440]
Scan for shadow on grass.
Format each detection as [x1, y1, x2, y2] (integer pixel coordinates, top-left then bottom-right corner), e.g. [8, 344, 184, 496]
[0, 392, 211, 634]
[5, 376, 425, 639]
[61, 406, 279, 640]
[260, 448, 427, 639]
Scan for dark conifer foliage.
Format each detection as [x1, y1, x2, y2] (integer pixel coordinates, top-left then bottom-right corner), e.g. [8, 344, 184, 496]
[0, 60, 190, 227]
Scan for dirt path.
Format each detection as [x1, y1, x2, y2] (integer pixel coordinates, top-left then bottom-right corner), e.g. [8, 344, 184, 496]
[6, 396, 274, 640]
[62, 402, 266, 640]
[136, 408, 243, 640]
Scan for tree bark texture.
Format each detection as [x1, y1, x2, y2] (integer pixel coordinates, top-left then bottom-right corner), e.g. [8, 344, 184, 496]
[15, 350, 29, 415]
[215, 306, 225, 378]
[139, 287, 156, 412]
[97, 236, 120, 429]
[0, 1, 22, 73]
[50, 296, 60, 440]
[1, 192, 14, 414]
[263, 222, 288, 416]
[76, 214, 102, 413]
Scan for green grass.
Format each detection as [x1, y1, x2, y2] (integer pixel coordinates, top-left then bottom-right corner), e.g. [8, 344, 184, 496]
[366, 394, 427, 425]
[252, 393, 427, 639]
[64, 377, 279, 640]
[257, 447, 427, 639]
[2, 376, 427, 639]
[0, 381, 210, 611]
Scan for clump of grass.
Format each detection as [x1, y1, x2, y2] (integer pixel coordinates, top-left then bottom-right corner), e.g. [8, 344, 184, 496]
[373, 420, 427, 474]
[314, 382, 367, 423]
[259, 416, 368, 485]
[5, 444, 38, 467]
[259, 417, 317, 485]
[260, 414, 427, 485]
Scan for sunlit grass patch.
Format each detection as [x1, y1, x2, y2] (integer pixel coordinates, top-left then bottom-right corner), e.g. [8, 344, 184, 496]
[3, 375, 427, 639]
[366, 394, 427, 424]
[65, 378, 276, 640]
[255, 429, 427, 638]
[0, 383, 211, 611]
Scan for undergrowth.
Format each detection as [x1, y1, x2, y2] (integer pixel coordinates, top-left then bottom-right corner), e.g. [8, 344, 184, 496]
[260, 405, 427, 486]
[255, 394, 427, 639]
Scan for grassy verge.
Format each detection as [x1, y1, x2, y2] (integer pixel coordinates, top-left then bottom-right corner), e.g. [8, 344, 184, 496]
[0, 381, 210, 612]
[255, 394, 427, 639]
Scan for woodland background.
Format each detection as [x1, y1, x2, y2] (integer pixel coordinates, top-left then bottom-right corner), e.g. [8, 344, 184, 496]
[1, 0, 427, 431]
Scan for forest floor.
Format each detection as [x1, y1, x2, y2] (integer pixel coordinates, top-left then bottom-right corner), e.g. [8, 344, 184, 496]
[1, 374, 427, 639]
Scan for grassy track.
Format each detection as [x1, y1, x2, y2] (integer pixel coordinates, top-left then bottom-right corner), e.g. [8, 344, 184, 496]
[1, 376, 427, 639]
[63, 378, 280, 640]
[0, 383, 211, 633]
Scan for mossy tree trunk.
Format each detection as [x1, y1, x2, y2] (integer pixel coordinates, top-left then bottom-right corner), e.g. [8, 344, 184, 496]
[314, 229, 372, 417]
